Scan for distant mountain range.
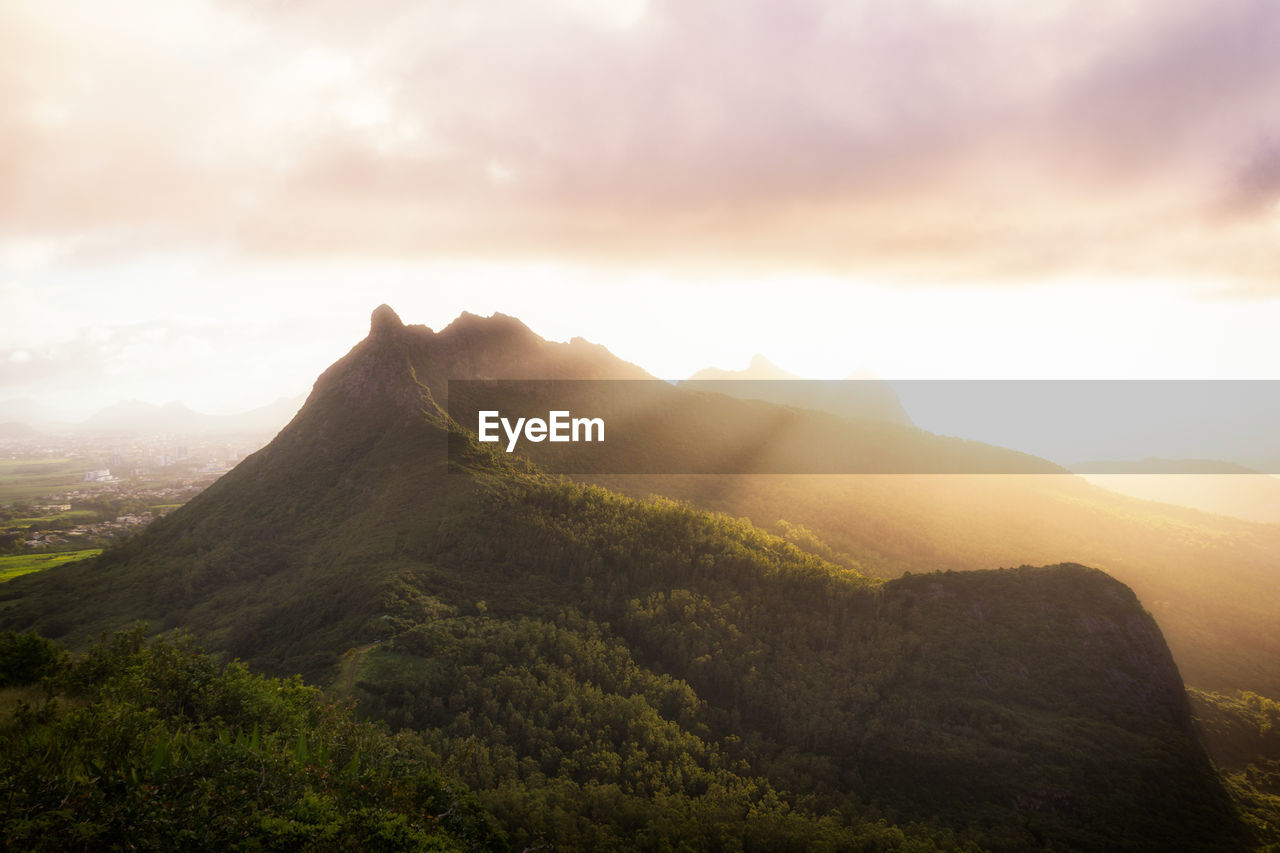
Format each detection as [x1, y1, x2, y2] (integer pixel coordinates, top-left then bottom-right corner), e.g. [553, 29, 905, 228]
[0, 398, 75, 430]
[689, 353, 801, 381]
[0, 395, 305, 437]
[1071, 458, 1262, 475]
[683, 355, 914, 426]
[0, 421, 39, 440]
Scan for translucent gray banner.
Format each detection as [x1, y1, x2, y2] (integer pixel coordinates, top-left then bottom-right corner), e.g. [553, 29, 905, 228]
[446, 380, 1280, 474]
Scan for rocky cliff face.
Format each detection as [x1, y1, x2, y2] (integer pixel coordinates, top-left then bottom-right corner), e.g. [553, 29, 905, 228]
[895, 563, 1193, 729]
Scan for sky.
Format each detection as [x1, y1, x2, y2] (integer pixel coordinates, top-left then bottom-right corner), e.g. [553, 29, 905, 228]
[3, 0, 1280, 418]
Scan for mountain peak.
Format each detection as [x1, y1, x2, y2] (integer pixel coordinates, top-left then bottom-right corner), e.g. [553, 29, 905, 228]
[440, 311, 534, 339]
[370, 304, 404, 337]
[688, 355, 799, 382]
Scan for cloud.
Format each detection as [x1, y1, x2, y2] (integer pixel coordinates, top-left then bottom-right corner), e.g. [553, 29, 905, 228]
[4, 0, 1280, 283]
[0, 315, 321, 416]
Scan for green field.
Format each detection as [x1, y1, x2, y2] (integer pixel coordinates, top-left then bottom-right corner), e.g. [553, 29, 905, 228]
[0, 458, 96, 503]
[0, 549, 101, 583]
[3, 510, 99, 530]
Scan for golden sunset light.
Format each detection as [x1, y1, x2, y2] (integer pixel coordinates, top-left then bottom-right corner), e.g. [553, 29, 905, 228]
[4, 4, 1280, 849]
[3, 0, 1280, 416]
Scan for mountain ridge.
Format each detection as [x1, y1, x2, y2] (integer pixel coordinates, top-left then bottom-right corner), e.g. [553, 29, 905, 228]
[0, 395, 306, 437]
[0, 304, 1261, 850]
[685, 354, 914, 426]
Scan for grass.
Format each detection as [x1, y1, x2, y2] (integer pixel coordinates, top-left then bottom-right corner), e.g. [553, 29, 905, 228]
[2, 510, 99, 530]
[0, 458, 98, 503]
[0, 685, 55, 728]
[0, 549, 102, 583]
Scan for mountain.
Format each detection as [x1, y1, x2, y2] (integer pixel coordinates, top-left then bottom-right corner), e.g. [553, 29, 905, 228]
[0, 306, 1260, 850]
[1071, 458, 1264, 475]
[15, 309, 1275, 693]
[378, 313, 1280, 693]
[82, 400, 207, 433]
[0, 398, 71, 431]
[1072, 472, 1280, 525]
[0, 422, 38, 441]
[686, 355, 913, 426]
[79, 396, 305, 435]
[215, 394, 307, 434]
[409, 322, 1280, 697]
[1067, 460, 1280, 524]
[689, 353, 801, 380]
[589, 470, 1280, 695]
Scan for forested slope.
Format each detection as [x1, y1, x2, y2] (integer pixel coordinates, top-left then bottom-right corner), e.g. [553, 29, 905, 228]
[0, 306, 1266, 849]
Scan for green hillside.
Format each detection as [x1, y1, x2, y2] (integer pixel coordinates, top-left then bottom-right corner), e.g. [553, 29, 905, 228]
[589, 472, 1280, 696]
[349, 309, 1280, 700]
[0, 306, 1268, 849]
[0, 627, 503, 851]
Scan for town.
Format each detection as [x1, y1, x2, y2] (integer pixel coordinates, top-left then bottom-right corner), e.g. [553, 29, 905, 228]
[0, 428, 274, 558]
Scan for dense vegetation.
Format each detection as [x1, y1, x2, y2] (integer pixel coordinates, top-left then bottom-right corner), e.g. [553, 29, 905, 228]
[353, 609, 975, 851]
[333, 465, 1247, 851]
[0, 627, 501, 851]
[588, 472, 1280, 697]
[1, 308, 1274, 850]
[1191, 689, 1280, 843]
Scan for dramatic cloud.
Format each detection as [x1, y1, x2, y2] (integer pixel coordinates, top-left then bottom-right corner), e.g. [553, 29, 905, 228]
[3, 0, 1280, 281]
